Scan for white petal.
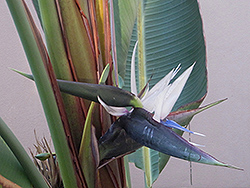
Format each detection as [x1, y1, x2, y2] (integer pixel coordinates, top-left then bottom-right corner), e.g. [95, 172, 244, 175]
[160, 62, 196, 119]
[142, 64, 182, 114]
[142, 69, 174, 112]
[153, 84, 172, 121]
[171, 63, 181, 80]
[144, 68, 174, 98]
[192, 131, 206, 137]
[188, 141, 205, 147]
[98, 96, 128, 116]
[130, 41, 138, 95]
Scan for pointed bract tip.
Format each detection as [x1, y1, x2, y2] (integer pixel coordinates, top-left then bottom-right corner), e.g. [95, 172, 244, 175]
[10, 68, 34, 80]
[216, 161, 244, 171]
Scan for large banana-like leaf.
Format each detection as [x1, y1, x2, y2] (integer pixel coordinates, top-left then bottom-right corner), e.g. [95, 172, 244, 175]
[114, 0, 139, 79]
[122, 1, 207, 187]
[125, 1, 207, 106]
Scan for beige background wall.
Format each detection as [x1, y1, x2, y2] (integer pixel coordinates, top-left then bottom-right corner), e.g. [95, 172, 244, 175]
[0, 1, 249, 187]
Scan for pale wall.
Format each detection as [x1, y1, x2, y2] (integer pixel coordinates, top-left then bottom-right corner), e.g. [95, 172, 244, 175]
[0, 1, 249, 187]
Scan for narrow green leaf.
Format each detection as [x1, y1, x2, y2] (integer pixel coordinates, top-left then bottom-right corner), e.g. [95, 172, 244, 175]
[0, 137, 32, 188]
[99, 64, 110, 85]
[6, 1, 79, 187]
[31, 0, 43, 28]
[0, 118, 47, 188]
[79, 102, 97, 188]
[167, 98, 227, 126]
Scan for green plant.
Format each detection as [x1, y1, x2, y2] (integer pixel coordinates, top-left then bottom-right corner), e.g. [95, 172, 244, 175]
[1, 0, 242, 188]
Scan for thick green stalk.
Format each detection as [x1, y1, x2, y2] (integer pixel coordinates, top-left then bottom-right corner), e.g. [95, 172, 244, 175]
[0, 118, 48, 188]
[6, 1, 78, 187]
[124, 156, 132, 188]
[137, 1, 147, 90]
[137, 1, 153, 187]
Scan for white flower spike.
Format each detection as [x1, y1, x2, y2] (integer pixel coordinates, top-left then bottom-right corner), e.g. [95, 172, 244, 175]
[142, 63, 196, 122]
[131, 41, 138, 96]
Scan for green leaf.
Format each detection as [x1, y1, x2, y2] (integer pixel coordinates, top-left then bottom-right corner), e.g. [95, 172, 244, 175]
[167, 98, 228, 126]
[0, 118, 46, 188]
[6, 1, 80, 187]
[125, 0, 207, 109]
[0, 138, 32, 188]
[31, 0, 43, 28]
[79, 102, 98, 188]
[114, 0, 139, 79]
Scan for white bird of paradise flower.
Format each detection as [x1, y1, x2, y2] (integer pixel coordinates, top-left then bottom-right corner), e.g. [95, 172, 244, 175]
[98, 41, 204, 137]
